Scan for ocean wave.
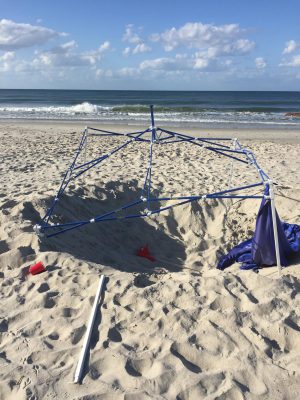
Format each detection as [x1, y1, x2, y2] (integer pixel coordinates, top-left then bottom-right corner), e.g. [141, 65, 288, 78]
[3, 101, 285, 115]
[0, 101, 300, 129]
[112, 105, 202, 113]
[71, 102, 111, 114]
[112, 105, 294, 114]
[0, 101, 297, 117]
[0, 102, 112, 116]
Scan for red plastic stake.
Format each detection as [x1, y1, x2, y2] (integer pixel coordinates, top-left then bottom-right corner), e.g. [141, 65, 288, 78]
[29, 261, 46, 275]
[137, 245, 155, 262]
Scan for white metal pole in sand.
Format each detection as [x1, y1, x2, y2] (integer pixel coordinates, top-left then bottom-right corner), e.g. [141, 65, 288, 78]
[268, 180, 282, 277]
[74, 274, 106, 384]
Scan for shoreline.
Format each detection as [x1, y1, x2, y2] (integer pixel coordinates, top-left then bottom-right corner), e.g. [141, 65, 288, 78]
[1, 118, 300, 142]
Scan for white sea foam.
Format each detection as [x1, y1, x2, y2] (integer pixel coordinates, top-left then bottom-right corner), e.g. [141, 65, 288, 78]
[0, 101, 299, 129]
[71, 102, 111, 114]
[0, 102, 112, 116]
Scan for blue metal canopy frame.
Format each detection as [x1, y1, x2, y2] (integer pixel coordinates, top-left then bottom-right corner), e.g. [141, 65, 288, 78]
[34, 105, 270, 240]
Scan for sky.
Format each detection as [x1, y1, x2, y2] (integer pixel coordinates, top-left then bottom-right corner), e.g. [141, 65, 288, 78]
[0, 0, 300, 90]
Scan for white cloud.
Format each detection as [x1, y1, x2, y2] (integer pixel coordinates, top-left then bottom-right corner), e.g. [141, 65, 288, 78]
[96, 68, 113, 78]
[99, 41, 110, 52]
[122, 43, 151, 56]
[118, 67, 139, 77]
[95, 58, 187, 79]
[0, 19, 63, 50]
[0, 51, 14, 61]
[96, 66, 146, 79]
[0, 51, 15, 71]
[194, 58, 209, 69]
[33, 40, 110, 67]
[123, 24, 141, 44]
[132, 43, 151, 54]
[49, 40, 77, 54]
[255, 57, 266, 69]
[139, 56, 191, 71]
[283, 40, 299, 54]
[149, 22, 255, 72]
[122, 24, 151, 56]
[121, 24, 253, 73]
[280, 54, 300, 67]
[280, 40, 300, 68]
[122, 47, 131, 56]
[140, 57, 177, 71]
[151, 22, 254, 53]
[228, 39, 254, 54]
[138, 50, 238, 75]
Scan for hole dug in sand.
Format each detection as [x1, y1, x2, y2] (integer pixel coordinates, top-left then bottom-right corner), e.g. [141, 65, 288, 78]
[24, 179, 256, 272]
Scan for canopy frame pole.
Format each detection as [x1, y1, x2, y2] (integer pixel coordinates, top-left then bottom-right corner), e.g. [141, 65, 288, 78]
[74, 274, 106, 384]
[150, 104, 156, 142]
[228, 138, 237, 188]
[268, 180, 282, 276]
[84, 126, 88, 164]
[42, 127, 88, 224]
[225, 138, 237, 215]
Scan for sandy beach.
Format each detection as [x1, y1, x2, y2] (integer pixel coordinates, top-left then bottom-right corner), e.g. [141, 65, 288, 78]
[1, 121, 300, 400]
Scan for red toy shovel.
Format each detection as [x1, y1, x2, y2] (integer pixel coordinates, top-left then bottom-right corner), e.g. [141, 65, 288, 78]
[29, 261, 46, 275]
[137, 245, 155, 262]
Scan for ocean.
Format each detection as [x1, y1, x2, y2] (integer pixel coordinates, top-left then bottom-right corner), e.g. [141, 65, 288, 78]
[0, 89, 300, 130]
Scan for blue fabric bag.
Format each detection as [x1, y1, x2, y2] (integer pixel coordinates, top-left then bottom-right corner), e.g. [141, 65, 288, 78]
[217, 185, 300, 271]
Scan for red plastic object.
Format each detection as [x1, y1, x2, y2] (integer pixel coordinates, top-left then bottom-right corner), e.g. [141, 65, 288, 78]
[137, 245, 155, 262]
[29, 261, 46, 275]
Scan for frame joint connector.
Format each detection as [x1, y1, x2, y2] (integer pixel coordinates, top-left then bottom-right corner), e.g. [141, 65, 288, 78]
[33, 224, 45, 237]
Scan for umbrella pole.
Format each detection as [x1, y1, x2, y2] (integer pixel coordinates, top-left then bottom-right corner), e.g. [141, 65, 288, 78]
[74, 274, 106, 383]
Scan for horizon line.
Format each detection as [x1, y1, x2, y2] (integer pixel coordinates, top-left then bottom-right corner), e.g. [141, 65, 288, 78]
[1, 88, 300, 93]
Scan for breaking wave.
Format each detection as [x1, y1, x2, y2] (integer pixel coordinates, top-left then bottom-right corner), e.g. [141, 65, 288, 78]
[0, 101, 300, 129]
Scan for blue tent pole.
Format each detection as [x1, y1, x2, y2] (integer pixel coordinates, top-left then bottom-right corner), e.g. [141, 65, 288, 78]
[144, 105, 156, 210]
[84, 127, 88, 163]
[268, 180, 282, 276]
[228, 138, 237, 187]
[150, 105, 156, 142]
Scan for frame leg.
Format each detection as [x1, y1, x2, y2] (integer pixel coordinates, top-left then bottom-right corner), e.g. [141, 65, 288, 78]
[269, 180, 282, 277]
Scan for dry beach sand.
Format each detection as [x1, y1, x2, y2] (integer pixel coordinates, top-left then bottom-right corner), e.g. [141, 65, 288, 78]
[0, 121, 300, 399]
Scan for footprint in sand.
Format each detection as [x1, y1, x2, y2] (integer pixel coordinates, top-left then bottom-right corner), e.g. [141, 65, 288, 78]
[89, 365, 101, 380]
[133, 274, 156, 288]
[176, 371, 226, 399]
[16, 294, 25, 305]
[107, 326, 122, 342]
[62, 307, 76, 318]
[43, 291, 59, 309]
[0, 351, 11, 364]
[125, 359, 142, 377]
[48, 332, 59, 340]
[0, 319, 8, 332]
[0, 199, 18, 210]
[37, 283, 50, 293]
[71, 325, 86, 345]
[170, 342, 201, 374]
[0, 240, 9, 255]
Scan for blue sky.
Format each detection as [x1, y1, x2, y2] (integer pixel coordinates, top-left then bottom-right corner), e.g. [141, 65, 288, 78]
[0, 0, 300, 90]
